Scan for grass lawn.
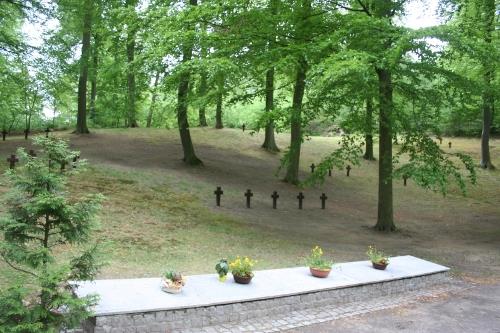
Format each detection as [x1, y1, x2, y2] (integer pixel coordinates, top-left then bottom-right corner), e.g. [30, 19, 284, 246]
[1, 128, 499, 286]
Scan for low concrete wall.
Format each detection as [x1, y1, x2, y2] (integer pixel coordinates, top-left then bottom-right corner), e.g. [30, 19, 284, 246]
[83, 272, 447, 333]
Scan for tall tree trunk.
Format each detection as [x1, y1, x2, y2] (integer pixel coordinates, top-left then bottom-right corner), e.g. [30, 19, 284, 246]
[262, 67, 280, 151]
[126, 0, 138, 128]
[177, 0, 202, 165]
[480, 0, 495, 169]
[198, 41, 208, 127]
[284, 57, 307, 184]
[147, 70, 160, 128]
[375, 68, 395, 231]
[89, 34, 99, 122]
[363, 97, 375, 160]
[76, 0, 92, 134]
[198, 72, 208, 127]
[215, 72, 224, 129]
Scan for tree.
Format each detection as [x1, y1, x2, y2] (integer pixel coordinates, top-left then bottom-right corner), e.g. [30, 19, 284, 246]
[475, 0, 496, 169]
[261, 0, 280, 152]
[76, 0, 93, 134]
[283, 0, 312, 185]
[176, 0, 203, 165]
[214, 71, 224, 129]
[125, 0, 139, 128]
[0, 137, 103, 332]
[146, 69, 161, 128]
[262, 67, 280, 151]
[363, 97, 375, 160]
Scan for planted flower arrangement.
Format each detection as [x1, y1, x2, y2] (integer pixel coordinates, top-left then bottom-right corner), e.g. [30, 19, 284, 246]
[367, 246, 390, 270]
[161, 270, 186, 294]
[306, 246, 333, 278]
[229, 256, 256, 284]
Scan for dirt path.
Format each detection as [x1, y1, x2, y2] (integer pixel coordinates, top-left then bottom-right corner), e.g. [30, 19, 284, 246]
[292, 283, 500, 333]
[1, 129, 499, 280]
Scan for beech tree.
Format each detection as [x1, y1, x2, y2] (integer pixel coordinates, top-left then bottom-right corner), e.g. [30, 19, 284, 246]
[76, 0, 93, 134]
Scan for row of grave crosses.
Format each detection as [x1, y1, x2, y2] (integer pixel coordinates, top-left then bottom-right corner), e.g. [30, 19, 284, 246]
[309, 164, 351, 177]
[1, 128, 52, 141]
[215, 186, 329, 210]
[6, 152, 80, 170]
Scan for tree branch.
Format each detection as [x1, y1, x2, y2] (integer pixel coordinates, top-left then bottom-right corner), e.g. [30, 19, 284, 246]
[0, 252, 39, 278]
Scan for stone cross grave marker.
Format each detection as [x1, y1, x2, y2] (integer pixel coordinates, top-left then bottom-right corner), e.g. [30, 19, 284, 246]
[403, 174, 409, 186]
[214, 186, 223, 206]
[2, 130, 6, 141]
[45, 127, 50, 138]
[297, 192, 304, 209]
[346, 165, 352, 177]
[244, 189, 253, 208]
[448, 142, 452, 149]
[7, 154, 19, 169]
[28, 150, 37, 157]
[320, 193, 327, 209]
[271, 191, 279, 209]
[310, 163, 315, 173]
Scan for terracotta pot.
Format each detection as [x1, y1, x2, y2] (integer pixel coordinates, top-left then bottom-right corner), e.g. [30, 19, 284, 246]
[309, 267, 331, 278]
[233, 273, 253, 284]
[372, 262, 388, 270]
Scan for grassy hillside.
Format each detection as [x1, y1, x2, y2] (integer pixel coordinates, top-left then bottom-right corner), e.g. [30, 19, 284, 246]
[0, 128, 499, 286]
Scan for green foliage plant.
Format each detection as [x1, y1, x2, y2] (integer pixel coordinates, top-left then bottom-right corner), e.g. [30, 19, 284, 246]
[0, 136, 104, 332]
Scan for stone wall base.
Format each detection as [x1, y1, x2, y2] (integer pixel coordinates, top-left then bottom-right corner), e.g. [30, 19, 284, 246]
[82, 272, 447, 333]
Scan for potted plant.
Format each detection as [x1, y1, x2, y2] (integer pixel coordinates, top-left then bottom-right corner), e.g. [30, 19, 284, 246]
[366, 246, 390, 270]
[229, 256, 256, 284]
[306, 246, 333, 278]
[161, 270, 186, 293]
[215, 259, 229, 282]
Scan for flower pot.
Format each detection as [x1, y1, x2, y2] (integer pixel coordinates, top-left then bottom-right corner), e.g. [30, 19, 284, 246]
[233, 273, 253, 284]
[309, 267, 331, 278]
[372, 262, 388, 270]
[161, 286, 182, 294]
[160, 278, 184, 294]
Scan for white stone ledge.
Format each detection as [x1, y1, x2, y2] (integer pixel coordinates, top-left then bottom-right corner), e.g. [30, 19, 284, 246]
[74, 255, 448, 316]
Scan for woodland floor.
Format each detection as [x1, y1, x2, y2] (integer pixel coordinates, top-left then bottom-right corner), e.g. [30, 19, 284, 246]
[0, 128, 499, 286]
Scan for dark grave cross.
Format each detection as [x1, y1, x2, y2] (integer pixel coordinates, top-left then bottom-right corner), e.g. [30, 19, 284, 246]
[7, 154, 19, 169]
[45, 127, 50, 138]
[24, 129, 29, 140]
[214, 186, 223, 207]
[242, 124, 246, 132]
[244, 189, 253, 208]
[328, 168, 332, 177]
[403, 174, 409, 186]
[320, 193, 328, 209]
[346, 165, 352, 177]
[310, 163, 315, 173]
[297, 192, 305, 210]
[448, 142, 452, 149]
[28, 150, 37, 157]
[72, 155, 80, 168]
[2, 130, 6, 141]
[271, 191, 279, 209]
